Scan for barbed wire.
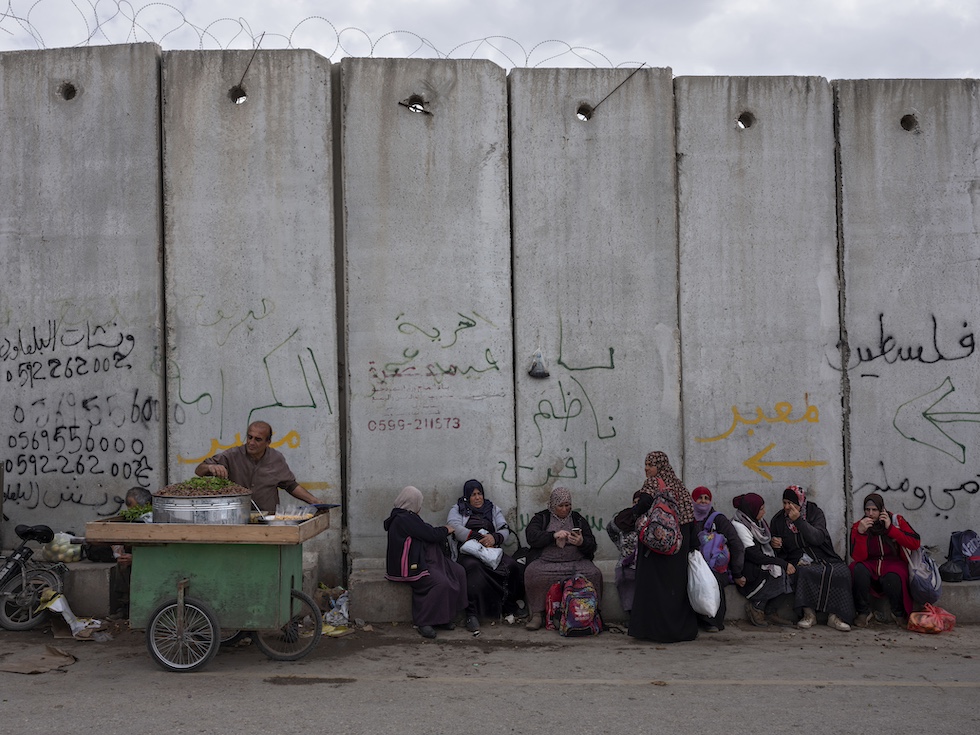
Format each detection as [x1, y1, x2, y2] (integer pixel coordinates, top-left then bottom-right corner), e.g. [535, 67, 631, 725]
[0, 1, 644, 69]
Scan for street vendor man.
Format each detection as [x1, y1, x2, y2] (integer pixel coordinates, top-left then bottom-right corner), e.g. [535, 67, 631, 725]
[194, 421, 318, 513]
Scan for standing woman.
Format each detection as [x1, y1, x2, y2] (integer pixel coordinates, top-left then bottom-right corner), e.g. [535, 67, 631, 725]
[850, 492, 920, 627]
[447, 479, 524, 626]
[770, 485, 854, 631]
[731, 492, 795, 626]
[628, 451, 698, 643]
[606, 490, 644, 619]
[690, 486, 745, 633]
[384, 486, 472, 639]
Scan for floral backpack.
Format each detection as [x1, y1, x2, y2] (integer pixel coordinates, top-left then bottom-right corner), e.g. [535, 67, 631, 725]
[697, 511, 730, 575]
[636, 490, 681, 555]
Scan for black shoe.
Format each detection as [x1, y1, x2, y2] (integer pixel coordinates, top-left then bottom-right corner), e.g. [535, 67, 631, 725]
[465, 615, 480, 633]
[418, 625, 436, 639]
[434, 622, 456, 630]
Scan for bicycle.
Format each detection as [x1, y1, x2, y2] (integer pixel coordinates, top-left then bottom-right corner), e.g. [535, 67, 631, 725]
[0, 524, 67, 630]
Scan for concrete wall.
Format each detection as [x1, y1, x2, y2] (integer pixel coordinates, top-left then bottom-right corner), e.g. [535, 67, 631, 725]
[509, 67, 680, 555]
[4, 44, 980, 573]
[0, 45, 165, 534]
[161, 50, 342, 581]
[677, 77, 845, 548]
[838, 79, 980, 548]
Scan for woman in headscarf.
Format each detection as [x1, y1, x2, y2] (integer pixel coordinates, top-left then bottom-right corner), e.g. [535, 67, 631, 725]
[850, 492, 920, 628]
[770, 485, 855, 631]
[730, 492, 795, 626]
[606, 490, 644, 619]
[522, 486, 602, 631]
[384, 486, 472, 639]
[690, 485, 745, 633]
[628, 451, 699, 643]
[446, 479, 524, 627]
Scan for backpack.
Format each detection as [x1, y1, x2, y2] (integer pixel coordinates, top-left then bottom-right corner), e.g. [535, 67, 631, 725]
[944, 530, 980, 581]
[697, 511, 730, 575]
[544, 580, 565, 630]
[557, 575, 602, 637]
[636, 491, 681, 555]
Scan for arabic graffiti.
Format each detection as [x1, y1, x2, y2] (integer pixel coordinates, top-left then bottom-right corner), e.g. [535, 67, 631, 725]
[515, 510, 605, 534]
[396, 310, 495, 349]
[3, 479, 131, 516]
[857, 461, 980, 520]
[893, 377, 980, 464]
[177, 429, 302, 465]
[831, 313, 975, 376]
[696, 400, 819, 443]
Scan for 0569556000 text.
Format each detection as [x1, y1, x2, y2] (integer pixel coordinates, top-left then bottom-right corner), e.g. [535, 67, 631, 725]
[367, 417, 461, 432]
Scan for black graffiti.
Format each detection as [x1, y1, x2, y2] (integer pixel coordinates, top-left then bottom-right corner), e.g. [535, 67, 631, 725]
[836, 313, 975, 372]
[12, 390, 161, 430]
[3, 480, 126, 516]
[0, 319, 136, 363]
[857, 460, 980, 520]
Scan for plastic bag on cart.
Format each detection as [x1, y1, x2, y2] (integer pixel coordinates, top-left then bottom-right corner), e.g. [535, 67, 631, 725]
[274, 503, 316, 523]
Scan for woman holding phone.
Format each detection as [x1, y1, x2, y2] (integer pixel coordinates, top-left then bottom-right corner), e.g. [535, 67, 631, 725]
[522, 486, 602, 631]
[850, 492, 921, 627]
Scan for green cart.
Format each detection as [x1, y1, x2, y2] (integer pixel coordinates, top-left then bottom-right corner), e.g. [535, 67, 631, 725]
[85, 513, 330, 672]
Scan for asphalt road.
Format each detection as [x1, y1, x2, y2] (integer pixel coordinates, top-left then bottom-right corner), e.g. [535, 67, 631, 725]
[1, 618, 978, 734]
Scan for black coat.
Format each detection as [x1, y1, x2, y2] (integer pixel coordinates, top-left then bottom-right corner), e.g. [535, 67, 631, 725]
[383, 507, 451, 581]
[524, 509, 597, 565]
[770, 502, 843, 565]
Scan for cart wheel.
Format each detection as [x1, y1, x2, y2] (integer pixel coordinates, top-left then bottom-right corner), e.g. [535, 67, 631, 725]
[0, 569, 62, 631]
[253, 589, 322, 661]
[219, 629, 249, 646]
[145, 597, 220, 673]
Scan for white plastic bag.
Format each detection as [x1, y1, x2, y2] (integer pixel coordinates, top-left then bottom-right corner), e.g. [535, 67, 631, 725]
[460, 539, 503, 569]
[687, 550, 720, 617]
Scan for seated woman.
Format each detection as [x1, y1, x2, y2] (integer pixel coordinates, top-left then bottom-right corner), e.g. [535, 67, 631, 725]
[731, 492, 795, 627]
[606, 490, 642, 619]
[384, 486, 473, 639]
[447, 479, 524, 626]
[770, 485, 854, 631]
[850, 492, 920, 627]
[691, 486, 745, 633]
[523, 486, 602, 631]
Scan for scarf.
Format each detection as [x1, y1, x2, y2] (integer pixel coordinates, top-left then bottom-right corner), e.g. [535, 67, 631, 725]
[733, 492, 781, 577]
[547, 486, 575, 547]
[393, 486, 423, 514]
[456, 479, 497, 530]
[863, 492, 889, 536]
[782, 485, 807, 533]
[691, 486, 713, 523]
[643, 451, 695, 524]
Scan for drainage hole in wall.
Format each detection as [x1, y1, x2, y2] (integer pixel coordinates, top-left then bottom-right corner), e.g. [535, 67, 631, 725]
[229, 85, 248, 104]
[576, 103, 594, 122]
[58, 82, 77, 101]
[736, 111, 755, 129]
[900, 113, 919, 132]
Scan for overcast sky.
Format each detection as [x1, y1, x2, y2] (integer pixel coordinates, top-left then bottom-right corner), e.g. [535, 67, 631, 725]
[2, 0, 978, 79]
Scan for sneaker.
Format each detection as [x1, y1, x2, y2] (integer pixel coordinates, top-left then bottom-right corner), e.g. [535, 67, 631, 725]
[766, 612, 797, 627]
[465, 615, 480, 633]
[417, 625, 436, 639]
[828, 613, 851, 631]
[853, 611, 873, 628]
[797, 607, 817, 629]
[704, 625, 720, 633]
[745, 602, 768, 627]
[433, 622, 456, 630]
[525, 612, 543, 631]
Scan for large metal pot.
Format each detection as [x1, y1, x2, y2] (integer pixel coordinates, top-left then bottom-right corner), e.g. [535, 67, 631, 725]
[151, 493, 251, 525]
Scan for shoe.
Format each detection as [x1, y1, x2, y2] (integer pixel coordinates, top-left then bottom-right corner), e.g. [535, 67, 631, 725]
[525, 612, 543, 631]
[704, 625, 720, 633]
[828, 613, 851, 631]
[745, 602, 768, 627]
[418, 625, 436, 639]
[797, 607, 817, 629]
[894, 613, 909, 629]
[766, 612, 797, 627]
[853, 611, 873, 628]
[465, 615, 480, 633]
[433, 622, 456, 630]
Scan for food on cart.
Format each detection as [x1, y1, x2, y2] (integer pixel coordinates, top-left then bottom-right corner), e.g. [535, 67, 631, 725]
[155, 476, 250, 497]
[119, 503, 154, 522]
[270, 503, 316, 525]
[41, 532, 82, 562]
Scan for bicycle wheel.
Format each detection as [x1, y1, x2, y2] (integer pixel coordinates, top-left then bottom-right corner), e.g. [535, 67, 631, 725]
[253, 590, 322, 661]
[0, 568, 62, 631]
[145, 597, 220, 673]
[219, 629, 249, 646]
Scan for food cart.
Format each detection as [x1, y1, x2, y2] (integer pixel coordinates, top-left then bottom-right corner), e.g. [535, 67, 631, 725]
[85, 511, 331, 672]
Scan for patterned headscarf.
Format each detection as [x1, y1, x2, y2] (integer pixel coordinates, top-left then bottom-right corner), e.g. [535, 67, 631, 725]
[643, 451, 695, 525]
[394, 486, 423, 514]
[548, 486, 572, 516]
[782, 485, 807, 533]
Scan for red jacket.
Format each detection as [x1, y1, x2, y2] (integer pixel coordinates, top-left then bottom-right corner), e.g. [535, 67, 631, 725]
[850, 511, 920, 614]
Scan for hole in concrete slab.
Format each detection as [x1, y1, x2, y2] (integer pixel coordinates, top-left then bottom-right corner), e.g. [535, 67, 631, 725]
[400, 94, 428, 114]
[900, 113, 919, 132]
[229, 85, 248, 104]
[576, 103, 594, 122]
[736, 111, 755, 130]
[58, 82, 77, 101]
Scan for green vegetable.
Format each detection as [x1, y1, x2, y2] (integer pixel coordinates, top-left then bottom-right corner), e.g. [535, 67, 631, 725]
[119, 504, 152, 522]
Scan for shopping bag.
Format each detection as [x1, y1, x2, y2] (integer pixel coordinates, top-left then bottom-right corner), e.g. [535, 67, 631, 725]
[687, 550, 720, 617]
[459, 539, 503, 569]
[907, 603, 956, 634]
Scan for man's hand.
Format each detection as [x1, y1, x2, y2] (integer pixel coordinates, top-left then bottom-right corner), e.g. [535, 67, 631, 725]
[207, 464, 228, 479]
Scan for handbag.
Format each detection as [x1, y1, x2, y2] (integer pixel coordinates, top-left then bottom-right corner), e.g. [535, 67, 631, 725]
[893, 513, 942, 604]
[687, 550, 720, 617]
[459, 539, 503, 569]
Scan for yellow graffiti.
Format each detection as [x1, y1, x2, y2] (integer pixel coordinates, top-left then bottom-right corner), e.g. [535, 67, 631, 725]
[743, 443, 828, 481]
[301, 482, 332, 490]
[696, 401, 819, 443]
[177, 430, 302, 464]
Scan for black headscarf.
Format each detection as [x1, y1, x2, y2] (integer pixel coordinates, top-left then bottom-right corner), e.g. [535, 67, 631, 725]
[456, 479, 497, 529]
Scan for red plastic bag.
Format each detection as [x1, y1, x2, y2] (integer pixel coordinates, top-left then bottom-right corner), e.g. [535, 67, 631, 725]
[907, 603, 956, 634]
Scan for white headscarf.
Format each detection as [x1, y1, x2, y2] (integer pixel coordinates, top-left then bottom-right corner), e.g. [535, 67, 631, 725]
[394, 486, 423, 514]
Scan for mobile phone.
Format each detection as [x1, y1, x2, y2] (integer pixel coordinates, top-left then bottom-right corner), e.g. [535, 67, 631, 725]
[571, 527, 581, 533]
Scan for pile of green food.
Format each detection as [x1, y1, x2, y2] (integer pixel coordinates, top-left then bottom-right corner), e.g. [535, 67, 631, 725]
[119, 503, 152, 521]
[155, 476, 251, 497]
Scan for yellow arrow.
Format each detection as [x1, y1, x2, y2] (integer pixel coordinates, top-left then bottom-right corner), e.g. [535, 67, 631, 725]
[743, 443, 828, 480]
